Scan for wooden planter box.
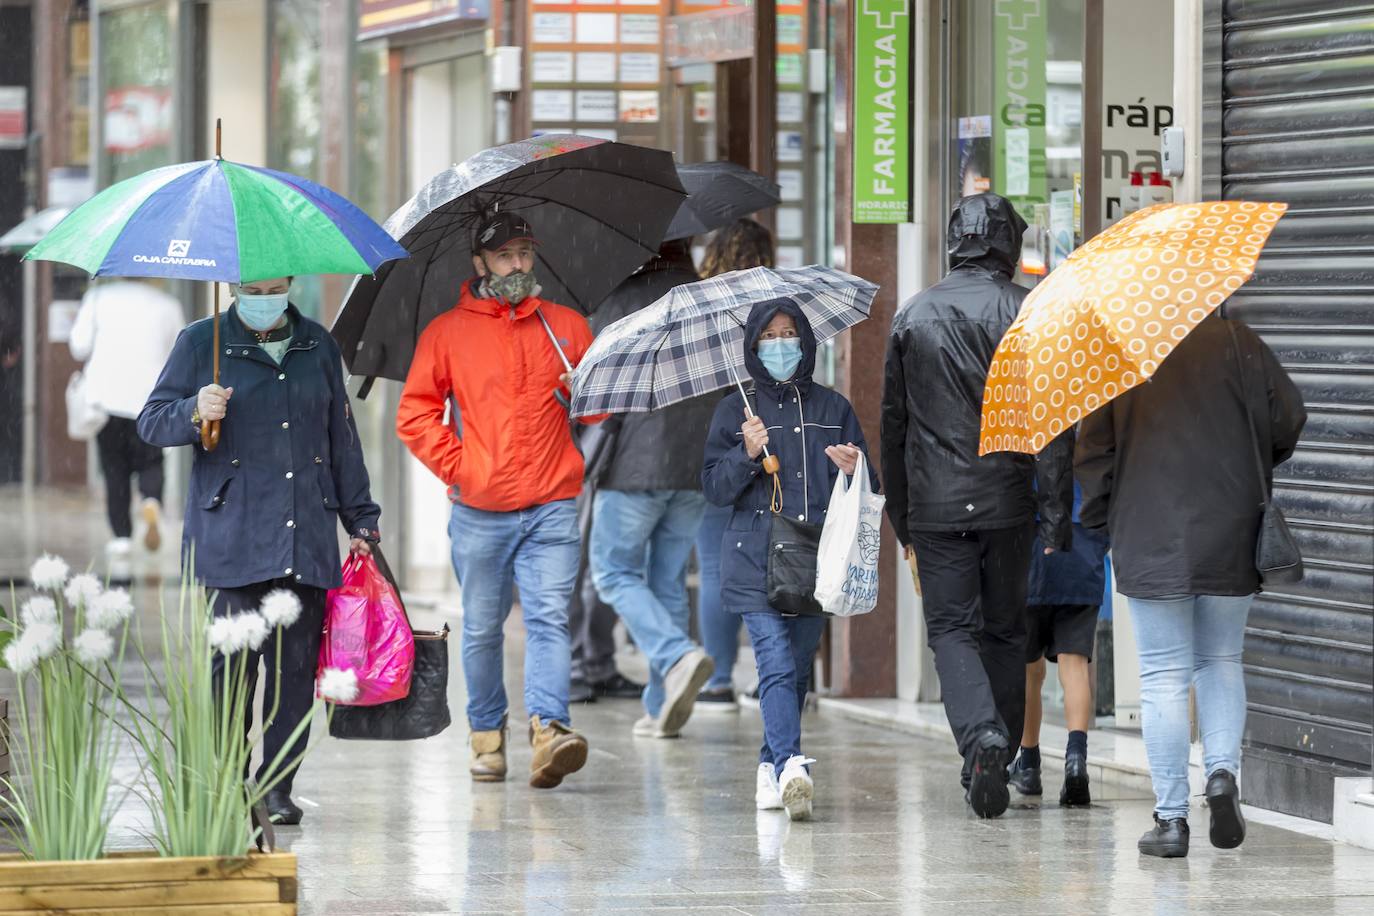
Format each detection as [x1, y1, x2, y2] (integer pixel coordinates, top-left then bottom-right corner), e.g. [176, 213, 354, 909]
[0, 850, 297, 914]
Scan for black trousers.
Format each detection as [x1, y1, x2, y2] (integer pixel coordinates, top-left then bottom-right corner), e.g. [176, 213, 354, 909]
[96, 417, 164, 538]
[912, 524, 1034, 783]
[212, 580, 327, 796]
[568, 487, 619, 684]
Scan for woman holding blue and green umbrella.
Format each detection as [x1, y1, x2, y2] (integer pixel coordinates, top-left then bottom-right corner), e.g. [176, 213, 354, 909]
[26, 133, 407, 825]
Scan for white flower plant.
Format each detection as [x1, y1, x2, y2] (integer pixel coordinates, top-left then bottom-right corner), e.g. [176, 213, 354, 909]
[1, 553, 356, 861]
[0, 555, 128, 861]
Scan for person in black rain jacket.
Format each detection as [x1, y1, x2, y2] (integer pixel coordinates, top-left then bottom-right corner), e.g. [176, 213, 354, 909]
[880, 193, 1072, 819]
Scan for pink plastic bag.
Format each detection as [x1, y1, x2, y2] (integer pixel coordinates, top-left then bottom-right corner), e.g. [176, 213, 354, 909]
[318, 554, 415, 706]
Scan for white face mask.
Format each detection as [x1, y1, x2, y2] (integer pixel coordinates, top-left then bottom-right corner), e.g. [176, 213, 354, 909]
[237, 292, 288, 331]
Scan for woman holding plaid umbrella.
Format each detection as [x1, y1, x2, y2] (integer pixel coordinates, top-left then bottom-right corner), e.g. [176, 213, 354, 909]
[701, 299, 877, 822]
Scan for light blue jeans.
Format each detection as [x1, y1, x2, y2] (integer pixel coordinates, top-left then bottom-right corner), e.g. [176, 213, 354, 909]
[449, 499, 580, 731]
[696, 503, 739, 691]
[590, 489, 706, 717]
[744, 612, 826, 771]
[1129, 594, 1254, 821]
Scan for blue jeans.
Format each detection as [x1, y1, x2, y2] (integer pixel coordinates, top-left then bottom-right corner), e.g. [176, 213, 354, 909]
[743, 612, 826, 771]
[449, 499, 580, 731]
[696, 503, 739, 691]
[1129, 594, 1253, 821]
[590, 489, 706, 717]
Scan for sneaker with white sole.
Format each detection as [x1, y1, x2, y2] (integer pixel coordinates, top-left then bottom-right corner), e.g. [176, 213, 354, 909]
[755, 762, 783, 810]
[632, 714, 678, 739]
[778, 755, 815, 821]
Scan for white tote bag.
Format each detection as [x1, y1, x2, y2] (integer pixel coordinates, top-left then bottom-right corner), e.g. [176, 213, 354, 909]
[814, 451, 886, 617]
[66, 370, 108, 441]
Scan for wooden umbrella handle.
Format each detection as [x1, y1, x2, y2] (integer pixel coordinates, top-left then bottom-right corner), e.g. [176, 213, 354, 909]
[202, 276, 222, 451]
[762, 454, 780, 475]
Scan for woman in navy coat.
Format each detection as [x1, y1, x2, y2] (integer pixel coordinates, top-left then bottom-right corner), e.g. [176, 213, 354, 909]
[139, 276, 379, 825]
[702, 299, 878, 821]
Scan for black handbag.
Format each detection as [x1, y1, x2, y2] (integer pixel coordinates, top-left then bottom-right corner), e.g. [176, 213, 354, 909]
[1229, 322, 1304, 587]
[329, 546, 453, 741]
[767, 513, 826, 617]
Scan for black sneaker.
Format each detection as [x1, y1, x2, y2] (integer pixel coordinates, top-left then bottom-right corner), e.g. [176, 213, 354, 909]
[592, 673, 644, 700]
[1059, 750, 1091, 807]
[695, 686, 738, 711]
[966, 729, 1011, 819]
[1008, 753, 1043, 796]
[568, 679, 596, 704]
[1206, 769, 1246, 849]
[1138, 815, 1190, 858]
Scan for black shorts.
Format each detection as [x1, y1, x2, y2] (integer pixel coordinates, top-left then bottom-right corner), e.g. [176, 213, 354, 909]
[1025, 603, 1097, 663]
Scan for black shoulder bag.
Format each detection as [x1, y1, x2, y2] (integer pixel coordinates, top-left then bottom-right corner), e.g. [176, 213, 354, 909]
[329, 545, 453, 740]
[753, 384, 826, 617]
[1228, 322, 1304, 587]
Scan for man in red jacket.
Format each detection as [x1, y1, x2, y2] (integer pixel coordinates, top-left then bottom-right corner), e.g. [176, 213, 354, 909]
[397, 213, 596, 789]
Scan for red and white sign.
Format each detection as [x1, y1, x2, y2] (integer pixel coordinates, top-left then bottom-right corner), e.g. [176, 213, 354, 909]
[104, 87, 173, 154]
[0, 87, 27, 150]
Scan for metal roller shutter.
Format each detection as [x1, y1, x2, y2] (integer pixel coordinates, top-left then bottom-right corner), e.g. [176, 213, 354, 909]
[1206, 0, 1374, 821]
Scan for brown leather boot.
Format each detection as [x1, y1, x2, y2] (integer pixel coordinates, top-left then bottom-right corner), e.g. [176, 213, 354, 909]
[469, 717, 508, 782]
[528, 715, 588, 789]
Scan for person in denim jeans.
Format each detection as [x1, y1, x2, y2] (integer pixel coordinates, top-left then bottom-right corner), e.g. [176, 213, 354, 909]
[702, 300, 876, 822]
[589, 241, 718, 739]
[396, 214, 602, 789]
[1077, 313, 1305, 857]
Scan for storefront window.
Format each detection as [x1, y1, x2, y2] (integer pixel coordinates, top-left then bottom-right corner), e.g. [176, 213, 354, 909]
[354, 40, 388, 221]
[950, 0, 1083, 282]
[268, 0, 324, 317]
[99, 3, 175, 185]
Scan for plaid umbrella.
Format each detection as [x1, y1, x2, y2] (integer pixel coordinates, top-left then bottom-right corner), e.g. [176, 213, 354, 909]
[569, 265, 878, 418]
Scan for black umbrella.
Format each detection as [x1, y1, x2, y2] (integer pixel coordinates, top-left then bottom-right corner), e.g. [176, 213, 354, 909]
[332, 135, 685, 383]
[663, 161, 783, 241]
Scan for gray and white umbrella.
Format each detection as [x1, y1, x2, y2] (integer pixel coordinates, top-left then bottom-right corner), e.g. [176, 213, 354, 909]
[569, 265, 878, 418]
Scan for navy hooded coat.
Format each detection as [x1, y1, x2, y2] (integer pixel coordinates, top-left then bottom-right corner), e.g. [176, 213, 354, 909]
[701, 300, 879, 615]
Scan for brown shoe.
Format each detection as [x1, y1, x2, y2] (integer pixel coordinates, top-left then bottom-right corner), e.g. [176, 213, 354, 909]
[528, 715, 588, 789]
[141, 498, 162, 552]
[470, 717, 508, 782]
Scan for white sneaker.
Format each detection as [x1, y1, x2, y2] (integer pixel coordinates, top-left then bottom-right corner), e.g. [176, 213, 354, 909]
[779, 756, 815, 821]
[632, 714, 678, 739]
[105, 537, 133, 557]
[755, 762, 784, 810]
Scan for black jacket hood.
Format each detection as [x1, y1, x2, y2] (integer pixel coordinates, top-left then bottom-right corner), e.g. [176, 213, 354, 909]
[742, 298, 817, 391]
[947, 193, 1027, 277]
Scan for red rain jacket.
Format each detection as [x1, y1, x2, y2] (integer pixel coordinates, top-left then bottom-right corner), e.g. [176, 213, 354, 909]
[397, 280, 600, 513]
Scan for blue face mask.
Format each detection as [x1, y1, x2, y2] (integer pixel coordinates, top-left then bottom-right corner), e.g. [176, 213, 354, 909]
[237, 292, 289, 331]
[758, 338, 803, 382]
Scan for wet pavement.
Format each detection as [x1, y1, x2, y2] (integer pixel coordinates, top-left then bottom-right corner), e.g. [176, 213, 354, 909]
[3, 486, 1374, 914]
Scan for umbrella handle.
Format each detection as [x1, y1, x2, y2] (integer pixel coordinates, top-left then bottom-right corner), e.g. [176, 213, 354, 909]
[200, 418, 221, 451]
[202, 280, 222, 451]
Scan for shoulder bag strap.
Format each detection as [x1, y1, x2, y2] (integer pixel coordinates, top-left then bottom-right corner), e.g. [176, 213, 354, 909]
[1226, 319, 1271, 507]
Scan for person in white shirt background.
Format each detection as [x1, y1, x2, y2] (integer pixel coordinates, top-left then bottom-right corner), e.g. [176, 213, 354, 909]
[68, 280, 184, 562]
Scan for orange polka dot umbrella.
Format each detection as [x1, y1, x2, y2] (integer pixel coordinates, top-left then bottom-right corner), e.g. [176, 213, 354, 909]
[979, 200, 1287, 456]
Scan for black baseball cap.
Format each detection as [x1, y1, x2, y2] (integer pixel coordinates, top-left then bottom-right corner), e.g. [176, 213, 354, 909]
[472, 213, 537, 253]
